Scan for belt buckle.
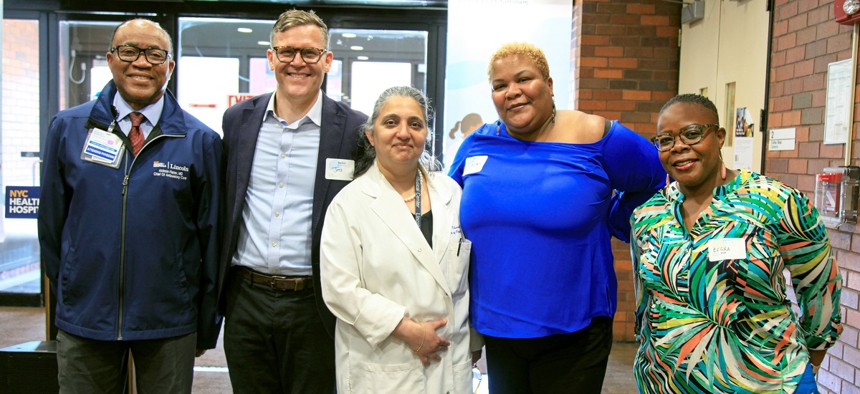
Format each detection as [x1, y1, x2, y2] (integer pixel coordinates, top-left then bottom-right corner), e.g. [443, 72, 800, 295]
[268, 274, 287, 290]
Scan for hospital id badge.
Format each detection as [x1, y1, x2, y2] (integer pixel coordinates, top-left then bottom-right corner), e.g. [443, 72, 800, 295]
[81, 126, 124, 168]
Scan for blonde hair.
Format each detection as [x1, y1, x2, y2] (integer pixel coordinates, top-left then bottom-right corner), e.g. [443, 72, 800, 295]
[487, 42, 550, 81]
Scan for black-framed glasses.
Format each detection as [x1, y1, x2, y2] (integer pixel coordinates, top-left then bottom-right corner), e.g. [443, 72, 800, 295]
[652, 124, 719, 152]
[110, 45, 171, 65]
[271, 46, 328, 64]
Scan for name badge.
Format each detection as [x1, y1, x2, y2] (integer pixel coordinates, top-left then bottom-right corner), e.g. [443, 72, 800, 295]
[707, 238, 747, 261]
[463, 155, 488, 176]
[81, 126, 123, 168]
[325, 158, 355, 181]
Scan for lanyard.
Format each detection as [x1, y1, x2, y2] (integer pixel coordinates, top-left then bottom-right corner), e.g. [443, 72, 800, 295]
[413, 170, 422, 227]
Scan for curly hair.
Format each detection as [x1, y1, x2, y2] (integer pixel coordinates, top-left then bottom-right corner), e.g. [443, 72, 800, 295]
[487, 42, 550, 81]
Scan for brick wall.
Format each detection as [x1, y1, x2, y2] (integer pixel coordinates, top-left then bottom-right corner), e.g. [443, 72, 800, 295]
[766, 1, 858, 392]
[572, 0, 681, 341]
[2, 19, 41, 187]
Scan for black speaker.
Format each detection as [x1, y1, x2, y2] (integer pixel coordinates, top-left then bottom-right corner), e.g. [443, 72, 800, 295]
[0, 341, 59, 394]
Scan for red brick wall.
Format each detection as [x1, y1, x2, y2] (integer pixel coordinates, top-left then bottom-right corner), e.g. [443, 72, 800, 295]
[572, 0, 681, 341]
[766, 1, 858, 392]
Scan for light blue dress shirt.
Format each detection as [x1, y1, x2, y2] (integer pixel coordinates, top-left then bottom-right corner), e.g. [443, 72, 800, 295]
[113, 93, 164, 140]
[232, 91, 322, 276]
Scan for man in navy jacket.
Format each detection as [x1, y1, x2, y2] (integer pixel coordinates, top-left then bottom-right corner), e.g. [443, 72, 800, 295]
[38, 18, 222, 393]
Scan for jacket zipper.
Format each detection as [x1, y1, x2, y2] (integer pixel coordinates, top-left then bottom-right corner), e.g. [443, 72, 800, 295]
[116, 133, 180, 340]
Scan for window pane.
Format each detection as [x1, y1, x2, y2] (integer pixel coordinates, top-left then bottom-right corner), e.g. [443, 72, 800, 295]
[1, 19, 41, 294]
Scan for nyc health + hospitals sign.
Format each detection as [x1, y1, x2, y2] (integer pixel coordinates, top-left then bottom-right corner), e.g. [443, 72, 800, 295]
[6, 186, 40, 218]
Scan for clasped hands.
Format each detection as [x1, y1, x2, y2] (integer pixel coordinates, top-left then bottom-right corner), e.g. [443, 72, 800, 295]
[393, 316, 450, 366]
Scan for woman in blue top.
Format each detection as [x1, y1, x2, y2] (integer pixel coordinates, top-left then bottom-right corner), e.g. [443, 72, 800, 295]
[449, 42, 665, 393]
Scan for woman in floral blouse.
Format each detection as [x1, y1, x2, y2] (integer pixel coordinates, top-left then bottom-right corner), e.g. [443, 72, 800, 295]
[631, 94, 842, 394]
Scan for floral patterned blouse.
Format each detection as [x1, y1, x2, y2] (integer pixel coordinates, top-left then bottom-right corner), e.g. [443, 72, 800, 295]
[631, 169, 842, 394]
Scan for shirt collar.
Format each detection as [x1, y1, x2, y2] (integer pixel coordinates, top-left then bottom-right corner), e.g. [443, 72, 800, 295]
[264, 90, 323, 128]
[112, 93, 164, 125]
[664, 168, 749, 202]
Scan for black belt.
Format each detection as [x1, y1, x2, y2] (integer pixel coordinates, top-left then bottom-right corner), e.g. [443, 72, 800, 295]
[235, 266, 313, 291]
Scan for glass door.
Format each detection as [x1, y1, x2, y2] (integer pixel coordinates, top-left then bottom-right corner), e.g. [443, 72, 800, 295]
[176, 18, 428, 136]
[0, 18, 42, 303]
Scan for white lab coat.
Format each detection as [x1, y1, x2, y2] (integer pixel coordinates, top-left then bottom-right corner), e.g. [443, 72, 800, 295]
[321, 162, 477, 394]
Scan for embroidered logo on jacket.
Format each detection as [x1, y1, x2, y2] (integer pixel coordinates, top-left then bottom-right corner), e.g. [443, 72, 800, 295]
[152, 161, 189, 181]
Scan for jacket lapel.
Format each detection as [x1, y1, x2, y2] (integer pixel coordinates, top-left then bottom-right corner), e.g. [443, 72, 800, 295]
[233, 94, 268, 225]
[365, 164, 451, 296]
[312, 96, 347, 228]
[429, 173, 453, 269]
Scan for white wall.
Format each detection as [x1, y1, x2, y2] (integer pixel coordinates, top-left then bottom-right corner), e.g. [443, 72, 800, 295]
[678, 0, 769, 172]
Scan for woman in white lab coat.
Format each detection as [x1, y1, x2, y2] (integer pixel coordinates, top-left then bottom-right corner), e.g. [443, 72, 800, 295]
[321, 86, 479, 393]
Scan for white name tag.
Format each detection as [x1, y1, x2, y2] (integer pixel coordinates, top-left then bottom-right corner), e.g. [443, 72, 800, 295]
[707, 238, 747, 261]
[81, 126, 124, 168]
[463, 155, 488, 176]
[325, 158, 355, 181]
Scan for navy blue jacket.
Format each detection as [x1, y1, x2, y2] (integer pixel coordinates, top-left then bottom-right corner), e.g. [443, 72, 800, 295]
[38, 81, 223, 349]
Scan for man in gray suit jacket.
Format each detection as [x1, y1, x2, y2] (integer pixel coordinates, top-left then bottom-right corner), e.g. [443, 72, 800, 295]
[219, 9, 367, 393]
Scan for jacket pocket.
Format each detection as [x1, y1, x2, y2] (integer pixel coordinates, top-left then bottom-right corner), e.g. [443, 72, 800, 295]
[347, 360, 424, 393]
[447, 237, 471, 296]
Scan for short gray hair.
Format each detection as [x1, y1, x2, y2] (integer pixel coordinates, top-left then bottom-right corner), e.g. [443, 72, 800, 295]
[270, 9, 329, 48]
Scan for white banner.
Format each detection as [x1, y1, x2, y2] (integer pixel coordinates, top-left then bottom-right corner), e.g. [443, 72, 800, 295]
[443, 0, 573, 169]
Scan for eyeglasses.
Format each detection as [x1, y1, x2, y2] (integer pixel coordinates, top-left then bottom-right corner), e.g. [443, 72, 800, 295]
[271, 46, 328, 64]
[652, 124, 719, 152]
[110, 45, 171, 65]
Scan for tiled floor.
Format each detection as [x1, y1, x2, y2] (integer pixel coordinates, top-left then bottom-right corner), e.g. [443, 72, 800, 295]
[0, 306, 639, 393]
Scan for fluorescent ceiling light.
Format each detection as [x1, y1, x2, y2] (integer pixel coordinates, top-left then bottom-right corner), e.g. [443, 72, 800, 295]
[342, 33, 357, 38]
[257, 41, 270, 46]
[237, 27, 253, 33]
[350, 46, 364, 51]
[357, 56, 369, 60]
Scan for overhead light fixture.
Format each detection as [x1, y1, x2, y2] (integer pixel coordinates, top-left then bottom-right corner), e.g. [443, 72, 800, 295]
[342, 33, 357, 38]
[257, 41, 270, 46]
[357, 56, 369, 61]
[237, 27, 253, 33]
[350, 46, 364, 51]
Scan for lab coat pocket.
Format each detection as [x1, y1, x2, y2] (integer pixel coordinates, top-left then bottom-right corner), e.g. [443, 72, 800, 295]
[447, 237, 471, 296]
[453, 359, 473, 394]
[347, 360, 424, 393]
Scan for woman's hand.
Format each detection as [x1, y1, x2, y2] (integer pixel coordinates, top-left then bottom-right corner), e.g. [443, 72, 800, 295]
[392, 316, 451, 366]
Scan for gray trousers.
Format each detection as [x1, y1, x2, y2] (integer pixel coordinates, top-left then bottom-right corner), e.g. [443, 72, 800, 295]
[56, 329, 196, 394]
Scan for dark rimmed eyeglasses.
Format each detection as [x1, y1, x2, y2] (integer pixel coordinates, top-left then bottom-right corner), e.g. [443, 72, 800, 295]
[652, 124, 719, 152]
[271, 46, 328, 64]
[110, 45, 171, 65]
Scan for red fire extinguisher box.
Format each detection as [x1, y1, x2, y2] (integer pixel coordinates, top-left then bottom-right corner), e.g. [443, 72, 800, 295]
[836, 0, 860, 25]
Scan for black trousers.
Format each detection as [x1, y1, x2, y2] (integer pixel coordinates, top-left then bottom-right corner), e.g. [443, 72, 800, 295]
[223, 268, 335, 394]
[56, 330, 196, 394]
[484, 317, 613, 394]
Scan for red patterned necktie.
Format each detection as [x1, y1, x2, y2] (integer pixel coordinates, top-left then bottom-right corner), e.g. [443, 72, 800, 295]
[128, 112, 145, 156]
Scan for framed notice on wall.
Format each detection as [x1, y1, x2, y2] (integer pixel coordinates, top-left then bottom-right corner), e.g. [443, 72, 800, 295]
[824, 59, 852, 145]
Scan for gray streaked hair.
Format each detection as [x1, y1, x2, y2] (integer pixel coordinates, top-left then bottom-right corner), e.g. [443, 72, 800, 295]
[354, 86, 440, 177]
